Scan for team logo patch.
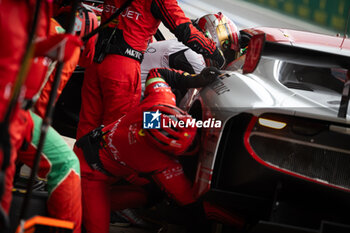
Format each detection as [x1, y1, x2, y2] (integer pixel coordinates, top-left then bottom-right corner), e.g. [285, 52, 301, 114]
[143, 110, 161, 129]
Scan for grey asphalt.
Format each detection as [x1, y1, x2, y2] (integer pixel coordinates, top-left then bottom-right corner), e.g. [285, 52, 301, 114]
[179, 0, 335, 34]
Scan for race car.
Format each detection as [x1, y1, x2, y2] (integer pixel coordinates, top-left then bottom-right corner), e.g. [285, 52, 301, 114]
[178, 27, 350, 232]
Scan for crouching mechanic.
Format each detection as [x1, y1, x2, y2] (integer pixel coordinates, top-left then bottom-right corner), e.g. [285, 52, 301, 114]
[75, 66, 221, 233]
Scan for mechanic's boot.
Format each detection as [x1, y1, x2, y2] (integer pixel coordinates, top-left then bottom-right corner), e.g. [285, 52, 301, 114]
[110, 211, 131, 227]
[119, 209, 158, 229]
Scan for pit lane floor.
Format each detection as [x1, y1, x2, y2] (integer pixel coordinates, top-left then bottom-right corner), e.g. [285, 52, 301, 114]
[109, 224, 186, 233]
[110, 225, 154, 233]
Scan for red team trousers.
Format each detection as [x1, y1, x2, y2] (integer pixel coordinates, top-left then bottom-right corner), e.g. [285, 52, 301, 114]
[75, 72, 196, 233]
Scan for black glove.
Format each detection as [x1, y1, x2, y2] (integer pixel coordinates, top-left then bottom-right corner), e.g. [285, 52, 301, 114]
[209, 48, 226, 69]
[164, 67, 221, 90]
[194, 66, 222, 86]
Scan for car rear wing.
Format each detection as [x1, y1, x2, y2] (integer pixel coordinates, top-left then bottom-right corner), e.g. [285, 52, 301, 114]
[242, 33, 350, 119]
[242, 33, 350, 74]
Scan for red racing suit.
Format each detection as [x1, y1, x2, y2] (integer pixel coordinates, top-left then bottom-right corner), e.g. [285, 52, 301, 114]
[76, 69, 196, 233]
[0, 0, 51, 213]
[76, 0, 223, 139]
[0, 1, 82, 232]
[100, 75, 195, 205]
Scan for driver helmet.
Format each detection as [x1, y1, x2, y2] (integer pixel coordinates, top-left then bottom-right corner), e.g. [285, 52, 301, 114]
[143, 104, 197, 156]
[195, 12, 240, 67]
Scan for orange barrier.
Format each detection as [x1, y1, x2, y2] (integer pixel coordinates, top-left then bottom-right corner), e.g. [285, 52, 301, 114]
[16, 216, 74, 233]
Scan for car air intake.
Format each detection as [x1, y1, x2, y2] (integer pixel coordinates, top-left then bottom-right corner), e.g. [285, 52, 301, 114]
[284, 82, 313, 91]
[245, 114, 350, 192]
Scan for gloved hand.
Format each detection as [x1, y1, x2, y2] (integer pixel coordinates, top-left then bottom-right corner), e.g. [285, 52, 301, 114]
[209, 48, 226, 69]
[195, 66, 222, 86]
[183, 67, 221, 88]
[34, 34, 83, 62]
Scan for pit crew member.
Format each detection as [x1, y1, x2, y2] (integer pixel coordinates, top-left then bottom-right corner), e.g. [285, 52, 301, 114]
[76, 66, 221, 233]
